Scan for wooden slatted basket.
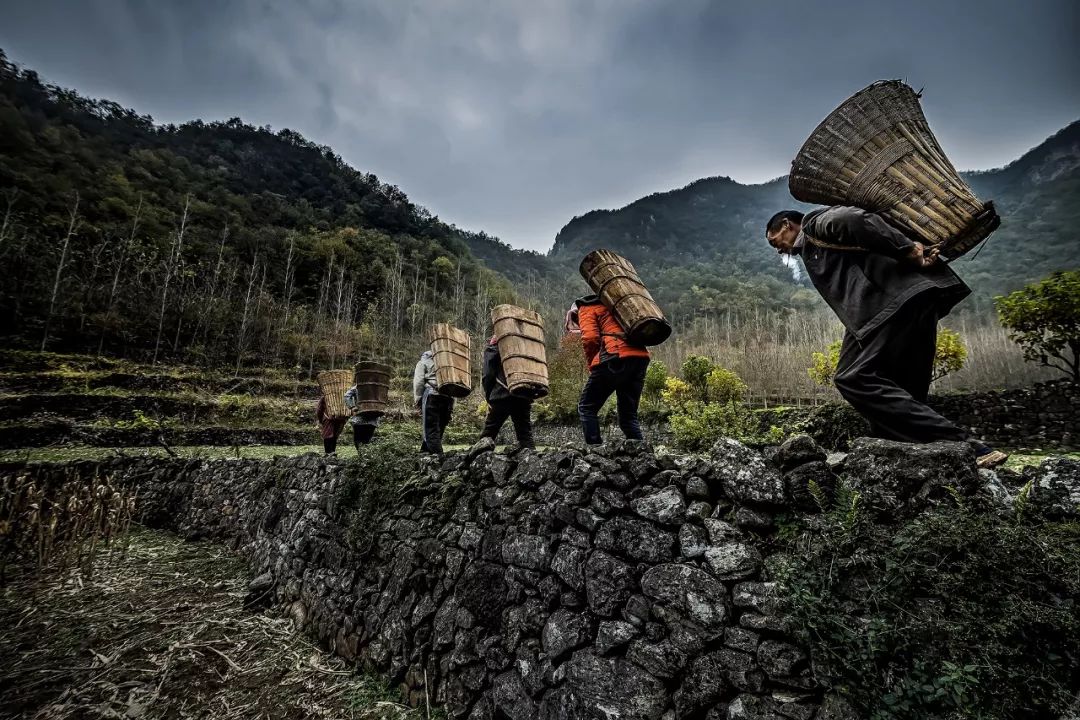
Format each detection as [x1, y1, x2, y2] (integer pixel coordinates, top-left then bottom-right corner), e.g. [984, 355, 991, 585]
[429, 324, 472, 398]
[579, 249, 672, 346]
[491, 304, 549, 399]
[316, 369, 352, 419]
[353, 361, 391, 415]
[789, 80, 1000, 260]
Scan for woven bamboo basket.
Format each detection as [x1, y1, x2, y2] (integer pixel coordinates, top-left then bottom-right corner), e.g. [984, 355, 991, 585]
[316, 369, 352, 419]
[789, 80, 1000, 260]
[491, 304, 549, 399]
[429, 324, 472, 398]
[353, 361, 391, 415]
[579, 249, 672, 346]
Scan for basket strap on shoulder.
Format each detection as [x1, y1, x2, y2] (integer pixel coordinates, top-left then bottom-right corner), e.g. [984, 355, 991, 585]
[803, 233, 865, 252]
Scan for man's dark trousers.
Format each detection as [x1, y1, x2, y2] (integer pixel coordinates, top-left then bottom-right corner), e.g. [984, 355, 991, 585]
[481, 398, 534, 448]
[834, 299, 967, 443]
[578, 357, 649, 445]
[421, 389, 453, 454]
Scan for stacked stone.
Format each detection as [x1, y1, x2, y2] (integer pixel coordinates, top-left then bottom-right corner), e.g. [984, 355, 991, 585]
[7, 438, 1077, 719]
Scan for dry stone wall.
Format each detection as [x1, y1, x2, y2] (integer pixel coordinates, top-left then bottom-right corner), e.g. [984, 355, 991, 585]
[6, 438, 1076, 720]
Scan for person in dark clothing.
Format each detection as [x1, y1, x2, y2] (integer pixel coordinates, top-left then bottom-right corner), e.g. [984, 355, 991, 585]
[576, 295, 651, 445]
[476, 336, 535, 450]
[413, 350, 454, 454]
[343, 384, 381, 452]
[315, 395, 346, 456]
[766, 206, 1007, 467]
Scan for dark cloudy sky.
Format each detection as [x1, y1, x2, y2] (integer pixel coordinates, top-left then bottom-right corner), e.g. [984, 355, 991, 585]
[3, 1, 1078, 251]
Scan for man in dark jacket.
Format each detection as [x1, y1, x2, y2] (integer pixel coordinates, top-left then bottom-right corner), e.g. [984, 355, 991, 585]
[766, 206, 1007, 468]
[476, 336, 535, 450]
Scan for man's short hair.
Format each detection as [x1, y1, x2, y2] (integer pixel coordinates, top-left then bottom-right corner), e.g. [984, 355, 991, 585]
[766, 210, 804, 235]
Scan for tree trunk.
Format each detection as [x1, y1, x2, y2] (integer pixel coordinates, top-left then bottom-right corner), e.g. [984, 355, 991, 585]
[153, 194, 190, 364]
[41, 193, 80, 352]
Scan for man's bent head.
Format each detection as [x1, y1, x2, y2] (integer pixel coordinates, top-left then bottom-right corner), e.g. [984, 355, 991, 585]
[765, 210, 804, 254]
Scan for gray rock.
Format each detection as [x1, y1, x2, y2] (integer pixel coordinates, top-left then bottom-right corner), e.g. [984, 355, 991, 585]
[513, 452, 552, 490]
[491, 670, 537, 720]
[551, 544, 586, 591]
[687, 500, 713, 519]
[774, 435, 826, 472]
[679, 524, 709, 558]
[585, 550, 635, 617]
[674, 652, 729, 717]
[757, 640, 807, 678]
[591, 487, 627, 515]
[562, 650, 667, 720]
[724, 627, 760, 654]
[726, 694, 781, 720]
[631, 486, 687, 525]
[783, 461, 834, 511]
[502, 535, 551, 571]
[708, 439, 786, 505]
[843, 438, 979, 517]
[626, 625, 704, 679]
[732, 582, 780, 615]
[455, 562, 509, 626]
[704, 542, 762, 581]
[704, 518, 743, 543]
[686, 475, 711, 500]
[640, 563, 730, 632]
[1021, 457, 1080, 519]
[733, 506, 775, 532]
[542, 609, 594, 662]
[595, 516, 676, 563]
[596, 620, 639, 654]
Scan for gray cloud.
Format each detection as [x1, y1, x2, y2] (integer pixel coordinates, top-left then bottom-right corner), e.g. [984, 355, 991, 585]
[3, 0, 1078, 251]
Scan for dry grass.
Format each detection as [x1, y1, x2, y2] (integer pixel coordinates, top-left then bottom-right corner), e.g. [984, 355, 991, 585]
[0, 528, 427, 720]
[0, 471, 136, 580]
[654, 310, 1058, 404]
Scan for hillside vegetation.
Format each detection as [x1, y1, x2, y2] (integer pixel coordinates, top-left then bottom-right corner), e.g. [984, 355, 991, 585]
[0, 49, 520, 371]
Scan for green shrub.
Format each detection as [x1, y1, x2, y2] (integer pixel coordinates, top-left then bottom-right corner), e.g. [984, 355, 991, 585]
[778, 493, 1080, 719]
[336, 432, 420, 554]
[996, 270, 1080, 381]
[643, 361, 668, 408]
[705, 367, 748, 404]
[681, 355, 715, 401]
[808, 330, 968, 386]
[668, 401, 782, 451]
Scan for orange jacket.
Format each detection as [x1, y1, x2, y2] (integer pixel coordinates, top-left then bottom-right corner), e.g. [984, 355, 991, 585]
[577, 295, 650, 369]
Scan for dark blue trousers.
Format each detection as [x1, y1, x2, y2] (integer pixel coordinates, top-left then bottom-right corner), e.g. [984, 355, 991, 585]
[578, 357, 649, 445]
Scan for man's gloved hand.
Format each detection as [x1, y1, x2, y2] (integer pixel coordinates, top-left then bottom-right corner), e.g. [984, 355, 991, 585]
[906, 241, 940, 268]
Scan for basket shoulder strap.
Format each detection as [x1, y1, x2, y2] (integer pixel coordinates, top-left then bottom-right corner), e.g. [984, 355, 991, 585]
[803, 233, 865, 252]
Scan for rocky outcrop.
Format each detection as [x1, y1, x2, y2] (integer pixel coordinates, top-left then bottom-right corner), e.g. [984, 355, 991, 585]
[5, 435, 1074, 719]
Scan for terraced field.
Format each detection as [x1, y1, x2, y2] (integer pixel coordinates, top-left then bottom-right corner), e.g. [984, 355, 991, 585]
[0, 351, 485, 460]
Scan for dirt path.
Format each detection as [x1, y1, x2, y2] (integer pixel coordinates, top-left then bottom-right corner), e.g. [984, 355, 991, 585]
[0, 529, 421, 720]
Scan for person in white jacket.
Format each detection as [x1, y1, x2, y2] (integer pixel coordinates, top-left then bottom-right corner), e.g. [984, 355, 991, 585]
[413, 350, 453, 454]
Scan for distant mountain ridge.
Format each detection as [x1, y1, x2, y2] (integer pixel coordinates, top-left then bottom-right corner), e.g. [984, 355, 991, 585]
[541, 120, 1080, 316]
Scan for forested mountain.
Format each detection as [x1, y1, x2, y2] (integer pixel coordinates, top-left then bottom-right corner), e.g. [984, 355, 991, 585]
[0, 49, 520, 369]
[550, 121, 1080, 319]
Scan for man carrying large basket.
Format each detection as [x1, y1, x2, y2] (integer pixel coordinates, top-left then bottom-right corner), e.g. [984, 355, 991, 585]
[765, 207, 1006, 468]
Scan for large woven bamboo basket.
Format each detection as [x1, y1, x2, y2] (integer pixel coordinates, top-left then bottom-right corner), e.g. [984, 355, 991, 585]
[579, 249, 672, 346]
[316, 369, 352, 419]
[429, 324, 472, 398]
[353, 361, 391, 415]
[789, 80, 1000, 260]
[491, 304, 549, 399]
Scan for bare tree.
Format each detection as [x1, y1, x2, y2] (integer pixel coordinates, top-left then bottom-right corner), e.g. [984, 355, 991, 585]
[153, 194, 190, 364]
[98, 194, 143, 355]
[235, 252, 259, 376]
[0, 187, 18, 251]
[41, 193, 81, 351]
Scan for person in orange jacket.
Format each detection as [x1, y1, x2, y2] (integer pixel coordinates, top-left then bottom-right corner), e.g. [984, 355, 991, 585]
[575, 295, 651, 444]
